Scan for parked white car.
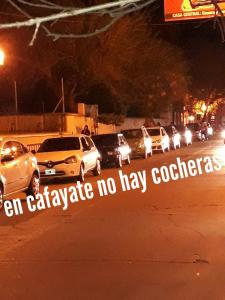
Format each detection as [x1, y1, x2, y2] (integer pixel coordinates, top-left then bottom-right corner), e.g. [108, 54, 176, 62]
[176, 125, 192, 146]
[122, 127, 152, 159]
[146, 126, 170, 153]
[0, 138, 40, 207]
[35, 135, 101, 182]
[164, 125, 181, 150]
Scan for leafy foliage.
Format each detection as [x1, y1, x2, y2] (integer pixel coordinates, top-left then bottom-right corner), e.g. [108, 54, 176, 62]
[0, 2, 190, 117]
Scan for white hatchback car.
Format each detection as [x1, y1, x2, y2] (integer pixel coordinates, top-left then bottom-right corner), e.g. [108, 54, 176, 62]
[35, 135, 101, 182]
[146, 126, 170, 153]
[164, 126, 181, 150]
[0, 138, 40, 206]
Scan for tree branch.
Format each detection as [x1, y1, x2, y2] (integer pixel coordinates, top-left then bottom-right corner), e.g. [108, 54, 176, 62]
[1, 0, 156, 45]
[0, 0, 148, 29]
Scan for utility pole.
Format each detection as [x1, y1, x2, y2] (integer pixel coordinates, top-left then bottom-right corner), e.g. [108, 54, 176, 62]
[61, 77, 65, 135]
[61, 77, 65, 114]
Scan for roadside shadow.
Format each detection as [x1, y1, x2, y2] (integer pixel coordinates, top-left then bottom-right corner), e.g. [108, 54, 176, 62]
[0, 196, 44, 226]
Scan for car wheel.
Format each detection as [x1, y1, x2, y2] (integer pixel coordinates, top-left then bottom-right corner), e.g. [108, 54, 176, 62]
[93, 159, 101, 176]
[77, 163, 85, 182]
[125, 155, 131, 165]
[116, 155, 122, 168]
[0, 185, 3, 209]
[148, 149, 153, 157]
[26, 173, 40, 198]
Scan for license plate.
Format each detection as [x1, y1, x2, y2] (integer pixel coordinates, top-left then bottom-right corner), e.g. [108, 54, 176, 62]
[45, 169, 56, 175]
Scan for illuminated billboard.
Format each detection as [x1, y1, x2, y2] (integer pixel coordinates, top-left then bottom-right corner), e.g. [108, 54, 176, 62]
[164, 0, 225, 21]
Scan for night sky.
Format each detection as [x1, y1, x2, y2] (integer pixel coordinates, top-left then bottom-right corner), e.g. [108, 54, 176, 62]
[152, 0, 225, 94]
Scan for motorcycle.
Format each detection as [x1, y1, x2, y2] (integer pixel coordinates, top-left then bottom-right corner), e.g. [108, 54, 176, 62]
[201, 129, 208, 141]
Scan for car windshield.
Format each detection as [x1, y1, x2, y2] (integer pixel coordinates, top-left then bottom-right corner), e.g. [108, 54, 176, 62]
[92, 135, 118, 147]
[122, 129, 142, 139]
[147, 128, 160, 136]
[38, 137, 80, 152]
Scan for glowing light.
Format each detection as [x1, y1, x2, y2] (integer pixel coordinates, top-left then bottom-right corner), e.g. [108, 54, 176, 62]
[188, 115, 195, 122]
[0, 49, 5, 66]
[201, 103, 207, 112]
[185, 131, 192, 139]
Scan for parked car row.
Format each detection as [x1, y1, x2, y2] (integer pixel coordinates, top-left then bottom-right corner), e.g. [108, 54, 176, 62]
[0, 135, 102, 205]
[33, 125, 194, 183]
[0, 122, 212, 205]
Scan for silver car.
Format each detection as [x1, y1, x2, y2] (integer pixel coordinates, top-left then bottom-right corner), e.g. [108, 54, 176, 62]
[122, 127, 152, 159]
[0, 138, 40, 207]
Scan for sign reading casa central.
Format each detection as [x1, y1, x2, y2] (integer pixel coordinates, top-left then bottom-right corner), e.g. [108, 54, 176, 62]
[164, 0, 225, 21]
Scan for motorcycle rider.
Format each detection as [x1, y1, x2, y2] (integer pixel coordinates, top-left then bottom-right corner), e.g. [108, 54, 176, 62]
[201, 122, 208, 141]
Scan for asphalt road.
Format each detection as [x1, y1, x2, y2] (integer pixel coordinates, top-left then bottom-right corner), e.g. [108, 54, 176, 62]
[0, 135, 225, 300]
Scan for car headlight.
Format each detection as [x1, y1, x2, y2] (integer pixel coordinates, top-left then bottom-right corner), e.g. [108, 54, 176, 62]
[222, 130, 225, 139]
[208, 128, 213, 135]
[64, 156, 77, 164]
[185, 131, 192, 139]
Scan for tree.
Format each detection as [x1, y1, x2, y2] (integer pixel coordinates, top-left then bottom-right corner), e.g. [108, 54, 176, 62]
[0, 1, 190, 118]
[47, 14, 190, 116]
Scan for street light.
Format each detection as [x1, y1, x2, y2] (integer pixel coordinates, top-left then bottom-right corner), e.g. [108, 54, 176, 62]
[0, 49, 5, 66]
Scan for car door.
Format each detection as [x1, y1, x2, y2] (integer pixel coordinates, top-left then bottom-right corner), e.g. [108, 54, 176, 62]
[0, 141, 23, 195]
[80, 137, 91, 172]
[14, 141, 31, 188]
[85, 136, 98, 170]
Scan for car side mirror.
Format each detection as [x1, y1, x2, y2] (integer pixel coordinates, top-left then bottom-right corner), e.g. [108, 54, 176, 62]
[1, 155, 14, 163]
[31, 150, 36, 155]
